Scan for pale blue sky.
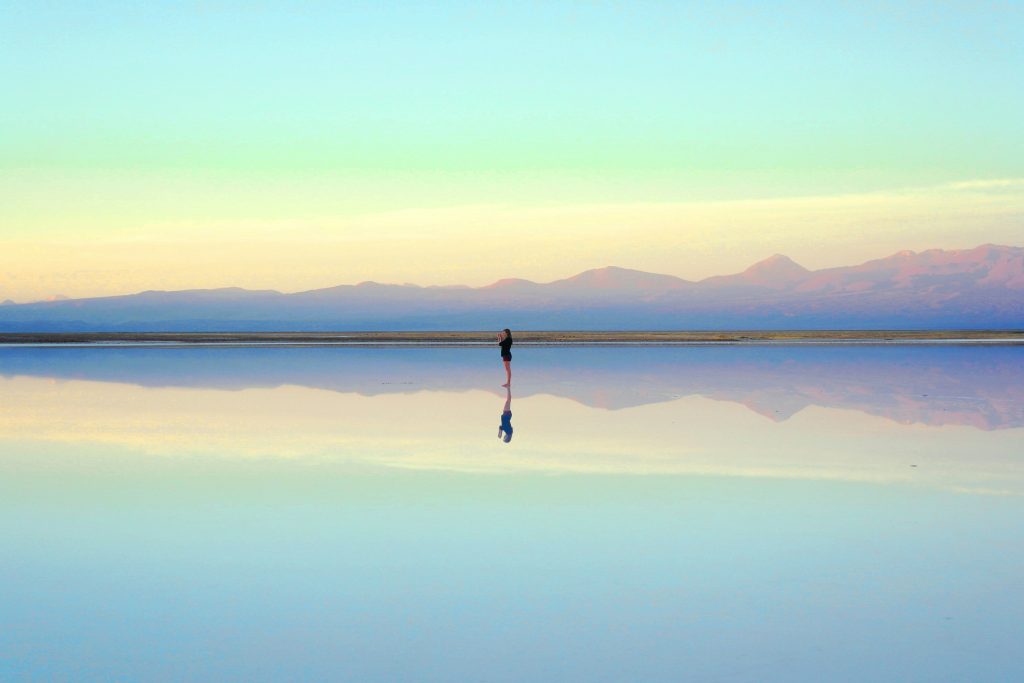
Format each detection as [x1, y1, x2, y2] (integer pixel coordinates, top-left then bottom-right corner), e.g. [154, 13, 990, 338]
[4, 1, 1022, 182]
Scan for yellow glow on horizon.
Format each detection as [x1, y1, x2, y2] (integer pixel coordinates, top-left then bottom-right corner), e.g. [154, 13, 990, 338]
[1, 179, 1022, 301]
[1, 375, 1022, 495]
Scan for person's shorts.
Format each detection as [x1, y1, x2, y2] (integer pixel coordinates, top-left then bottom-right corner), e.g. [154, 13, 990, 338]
[502, 353, 512, 362]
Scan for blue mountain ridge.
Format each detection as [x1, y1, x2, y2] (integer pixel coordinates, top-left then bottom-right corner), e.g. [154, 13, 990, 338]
[1, 244, 1021, 331]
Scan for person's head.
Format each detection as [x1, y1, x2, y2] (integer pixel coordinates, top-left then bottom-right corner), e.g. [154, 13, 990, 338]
[500, 428, 513, 443]
[503, 328, 512, 338]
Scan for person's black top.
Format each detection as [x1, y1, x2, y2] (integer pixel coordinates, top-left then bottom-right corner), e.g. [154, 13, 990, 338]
[499, 335, 513, 359]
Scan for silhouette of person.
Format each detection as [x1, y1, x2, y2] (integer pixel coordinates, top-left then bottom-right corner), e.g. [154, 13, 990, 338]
[498, 385, 513, 443]
[497, 328, 512, 386]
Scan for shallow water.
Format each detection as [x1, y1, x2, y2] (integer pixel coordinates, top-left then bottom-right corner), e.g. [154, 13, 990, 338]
[1, 346, 1022, 681]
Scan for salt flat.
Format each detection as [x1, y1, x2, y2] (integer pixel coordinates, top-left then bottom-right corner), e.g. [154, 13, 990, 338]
[1, 345, 1022, 682]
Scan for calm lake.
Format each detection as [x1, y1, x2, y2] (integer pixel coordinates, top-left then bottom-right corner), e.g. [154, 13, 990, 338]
[1, 345, 1022, 681]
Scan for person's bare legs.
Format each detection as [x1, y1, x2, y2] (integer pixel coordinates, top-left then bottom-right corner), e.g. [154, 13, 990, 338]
[502, 360, 511, 387]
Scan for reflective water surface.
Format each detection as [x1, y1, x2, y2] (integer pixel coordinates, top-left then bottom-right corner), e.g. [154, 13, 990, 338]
[1, 346, 1022, 681]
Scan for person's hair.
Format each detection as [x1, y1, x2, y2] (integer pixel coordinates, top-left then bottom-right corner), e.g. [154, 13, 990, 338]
[503, 328, 512, 338]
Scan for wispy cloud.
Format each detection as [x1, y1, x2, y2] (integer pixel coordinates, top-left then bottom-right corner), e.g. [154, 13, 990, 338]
[943, 178, 1024, 190]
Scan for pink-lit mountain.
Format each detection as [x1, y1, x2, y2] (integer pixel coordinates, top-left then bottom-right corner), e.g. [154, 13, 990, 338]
[1, 244, 1021, 330]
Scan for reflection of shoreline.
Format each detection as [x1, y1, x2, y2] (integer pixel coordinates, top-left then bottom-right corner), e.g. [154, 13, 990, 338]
[1, 346, 1022, 430]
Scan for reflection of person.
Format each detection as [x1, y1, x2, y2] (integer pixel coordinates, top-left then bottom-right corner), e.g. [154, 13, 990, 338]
[497, 328, 513, 387]
[498, 385, 513, 443]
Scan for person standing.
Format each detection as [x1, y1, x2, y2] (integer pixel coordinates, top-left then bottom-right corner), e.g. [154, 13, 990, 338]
[497, 328, 512, 387]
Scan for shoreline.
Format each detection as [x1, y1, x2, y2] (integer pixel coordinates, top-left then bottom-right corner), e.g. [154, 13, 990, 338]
[1, 330, 1022, 347]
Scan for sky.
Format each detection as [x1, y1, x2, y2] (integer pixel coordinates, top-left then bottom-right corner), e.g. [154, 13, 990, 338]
[2, 1, 1023, 301]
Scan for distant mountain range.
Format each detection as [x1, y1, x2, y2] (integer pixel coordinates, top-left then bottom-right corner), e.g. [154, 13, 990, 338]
[1, 244, 1021, 330]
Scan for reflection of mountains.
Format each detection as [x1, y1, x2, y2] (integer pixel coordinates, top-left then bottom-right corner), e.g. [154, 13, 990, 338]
[1, 346, 1021, 430]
